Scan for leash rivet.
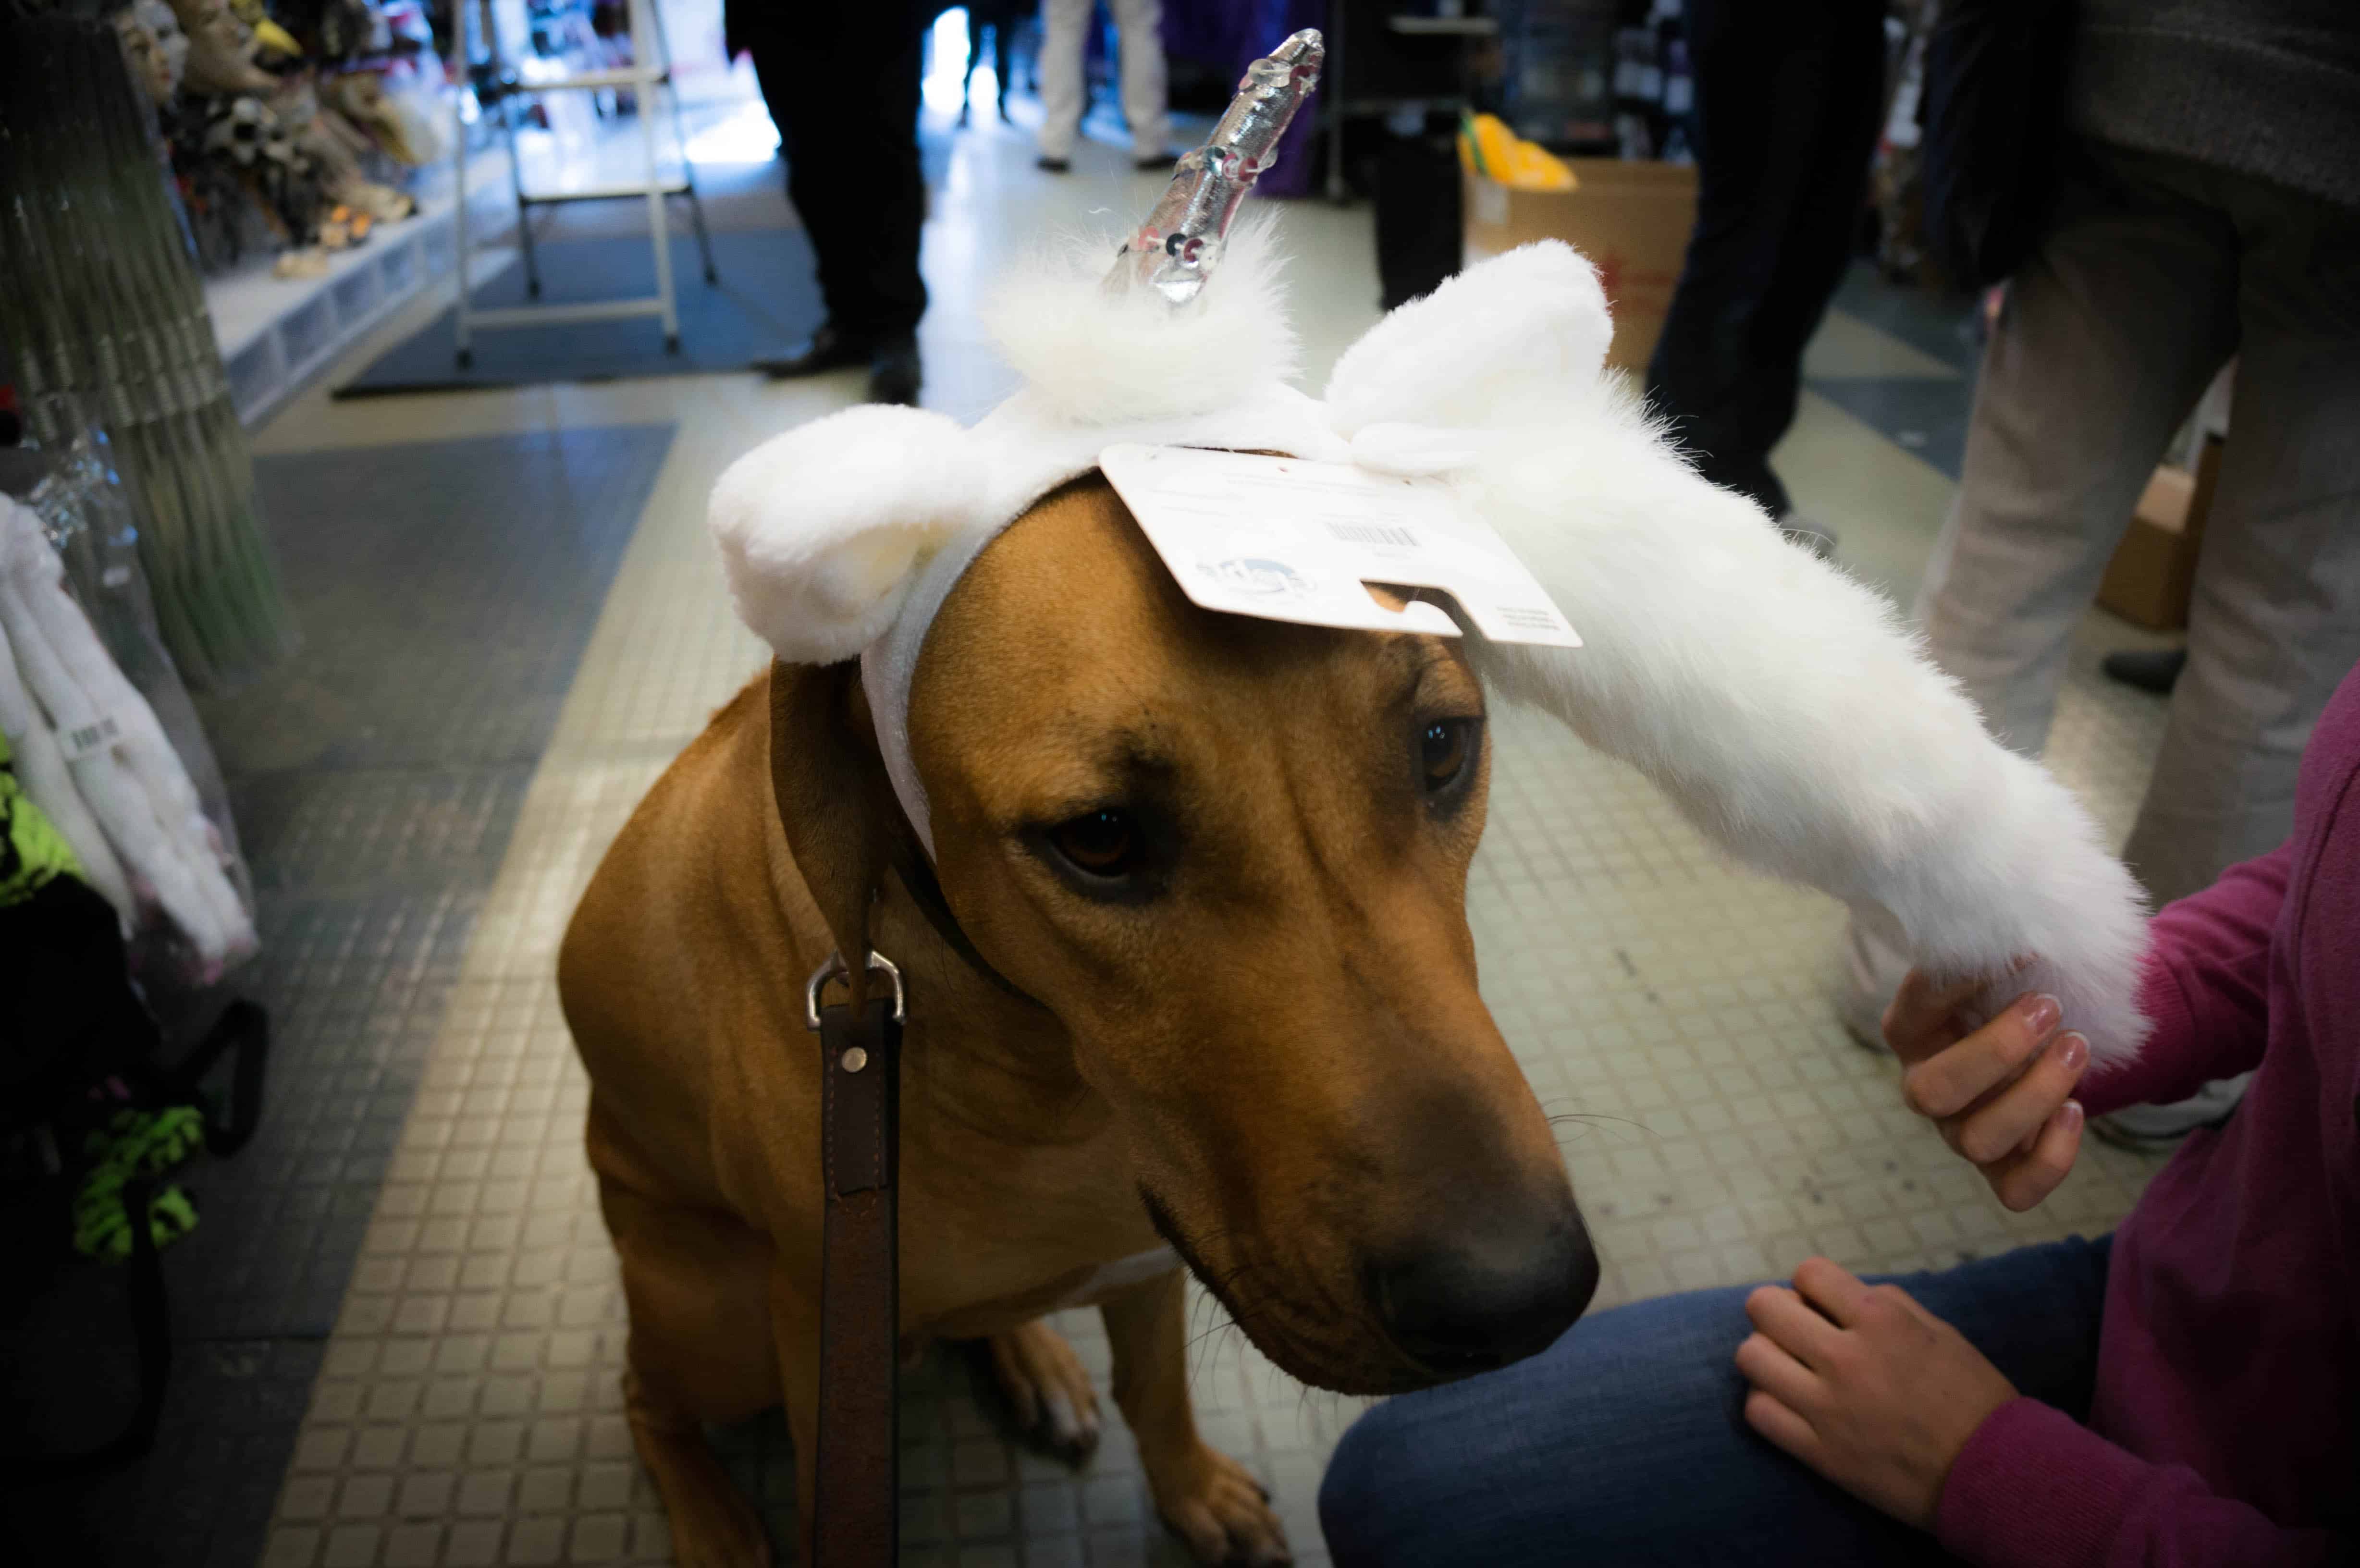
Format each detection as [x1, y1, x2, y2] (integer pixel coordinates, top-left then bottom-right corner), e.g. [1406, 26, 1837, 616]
[839, 1046, 869, 1074]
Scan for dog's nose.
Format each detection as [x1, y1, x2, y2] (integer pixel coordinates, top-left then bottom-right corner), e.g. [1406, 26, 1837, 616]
[1371, 1211, 1598, 1376]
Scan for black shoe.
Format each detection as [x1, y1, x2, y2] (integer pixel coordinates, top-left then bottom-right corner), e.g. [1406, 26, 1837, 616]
[1135, 153, 1174, 173]
[1035, 155, 1072, 173]
[754, 324, 873, 380]
[2102, 646, 2187, 695]
[866, 336, 922, 406]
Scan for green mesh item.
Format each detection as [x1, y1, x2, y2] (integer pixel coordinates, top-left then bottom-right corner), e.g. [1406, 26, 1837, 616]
[72, 1106, 209, 1262]
[73, 1175, 198, 1263]
[83, 1105, 207, 1174]
[0, 728, 86, 908]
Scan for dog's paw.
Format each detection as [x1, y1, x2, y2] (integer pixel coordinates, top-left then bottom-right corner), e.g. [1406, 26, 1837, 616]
[1152, 1445, 1292, 1567]
[978, 1318, 1103, 1461]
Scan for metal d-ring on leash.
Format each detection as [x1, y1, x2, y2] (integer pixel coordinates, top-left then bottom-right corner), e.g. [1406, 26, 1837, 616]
[805, 949, 906, 1568]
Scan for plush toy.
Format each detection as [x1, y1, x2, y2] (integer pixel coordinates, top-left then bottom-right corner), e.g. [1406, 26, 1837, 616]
[169, 0, 280, 98]
[190, 90, 324, 244]
[114, 0, 192, 108]
[228, 0, 305, 63]
[709, 31, 2152, 1064]
[320, 69, 442, 167]
[273, 75, 416, 222]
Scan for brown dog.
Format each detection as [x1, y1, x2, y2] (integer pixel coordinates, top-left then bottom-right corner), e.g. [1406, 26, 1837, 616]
[558, 475, 1598, 1566]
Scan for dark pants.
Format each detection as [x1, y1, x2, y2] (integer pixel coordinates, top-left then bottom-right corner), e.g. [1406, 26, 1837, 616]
[737, 0, 929, 342]
[1645, 0, 1886, 518]
[1319, 1235, 2113, 1567]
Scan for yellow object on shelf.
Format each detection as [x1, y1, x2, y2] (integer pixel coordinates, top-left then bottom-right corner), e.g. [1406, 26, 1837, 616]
[1457, 112, 1578, 193]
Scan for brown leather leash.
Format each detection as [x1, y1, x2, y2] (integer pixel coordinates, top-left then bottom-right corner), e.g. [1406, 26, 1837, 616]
[804, 950, 906, 1568]
[804, 798, 1046, 1563]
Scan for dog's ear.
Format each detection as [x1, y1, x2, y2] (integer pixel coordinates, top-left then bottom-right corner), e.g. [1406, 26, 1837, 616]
[767, 659, 897, 997]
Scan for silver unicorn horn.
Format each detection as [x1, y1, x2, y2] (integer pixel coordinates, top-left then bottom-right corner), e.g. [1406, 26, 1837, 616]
[1105, 29, 1325, 306]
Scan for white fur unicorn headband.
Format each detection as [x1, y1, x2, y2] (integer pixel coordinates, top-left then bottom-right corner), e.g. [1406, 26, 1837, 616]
[707, 39, 2152, 1065]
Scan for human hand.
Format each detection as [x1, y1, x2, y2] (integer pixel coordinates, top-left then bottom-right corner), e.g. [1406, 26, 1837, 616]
[1884, 973, 2089, 1212]
[1735, 1257, 2017, 1529]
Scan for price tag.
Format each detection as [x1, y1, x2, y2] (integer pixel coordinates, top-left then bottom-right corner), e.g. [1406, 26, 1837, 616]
[1099, 444, 1581, 648]
[57, 713, 123, 763]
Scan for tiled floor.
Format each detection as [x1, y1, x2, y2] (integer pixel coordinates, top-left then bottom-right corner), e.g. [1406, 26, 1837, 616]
[33, 66, 2199, 1568]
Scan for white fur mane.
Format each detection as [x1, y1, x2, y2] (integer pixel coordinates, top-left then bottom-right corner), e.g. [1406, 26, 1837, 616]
[1325, 243, 2151, 1063]
[983, 216, 1300, 427]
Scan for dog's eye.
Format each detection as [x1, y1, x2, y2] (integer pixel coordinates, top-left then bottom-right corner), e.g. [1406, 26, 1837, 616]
[1050, 809, 1141, 878]
[1420, 719, 1474, 791]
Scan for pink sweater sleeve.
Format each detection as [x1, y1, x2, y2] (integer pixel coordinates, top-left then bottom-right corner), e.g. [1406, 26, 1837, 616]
[1935, 1398, 2342, 1568]
[2077, 843, 2292, 1118]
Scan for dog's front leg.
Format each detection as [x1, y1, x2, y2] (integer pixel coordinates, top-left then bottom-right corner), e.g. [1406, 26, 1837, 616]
[1102, 1270, 1292, 1566]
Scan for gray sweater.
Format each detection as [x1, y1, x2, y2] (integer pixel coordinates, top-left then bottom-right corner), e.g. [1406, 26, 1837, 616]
[2071, 0, 2360, 209]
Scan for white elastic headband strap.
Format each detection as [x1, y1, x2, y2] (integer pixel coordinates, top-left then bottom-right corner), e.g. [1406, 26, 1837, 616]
[859, 519, 1007, 857]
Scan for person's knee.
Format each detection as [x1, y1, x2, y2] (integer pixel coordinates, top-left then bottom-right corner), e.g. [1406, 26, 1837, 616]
[1319, 1399, 1438, 1568]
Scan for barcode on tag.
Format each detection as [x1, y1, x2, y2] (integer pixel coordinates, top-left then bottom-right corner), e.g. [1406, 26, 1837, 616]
[1327, 521, 1419, 550]
[58, 713, 123, 763]
[1497, 606, 1567, 632]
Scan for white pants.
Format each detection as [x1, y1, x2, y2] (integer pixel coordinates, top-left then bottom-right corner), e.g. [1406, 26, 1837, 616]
[1037, 0, 1169, 162]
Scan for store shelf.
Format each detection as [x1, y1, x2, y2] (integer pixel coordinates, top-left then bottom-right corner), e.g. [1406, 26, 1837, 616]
[210, 187, 459, 429]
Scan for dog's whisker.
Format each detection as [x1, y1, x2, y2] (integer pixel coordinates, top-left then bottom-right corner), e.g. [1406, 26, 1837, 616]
[1543, 1107, 1655, 1143]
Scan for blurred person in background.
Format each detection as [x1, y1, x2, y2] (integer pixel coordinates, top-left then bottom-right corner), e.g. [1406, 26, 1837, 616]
[733, 0, 930, 404]
[1034, 0, 1171, 172]
[1645, 0, 1889, 559]
[1841, 0, 2360, 1147]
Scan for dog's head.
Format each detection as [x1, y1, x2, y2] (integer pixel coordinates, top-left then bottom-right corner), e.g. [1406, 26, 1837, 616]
[920, 474, 1594, 1392]
[755, 464, 1592, 1396]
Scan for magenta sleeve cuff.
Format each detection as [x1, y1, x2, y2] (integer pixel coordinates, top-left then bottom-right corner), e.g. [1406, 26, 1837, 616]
[2076, 949, 2198, 1118]
[1935, 1397, 2145, 1568]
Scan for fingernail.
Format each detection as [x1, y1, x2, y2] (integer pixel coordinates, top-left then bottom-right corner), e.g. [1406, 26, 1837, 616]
[2021, 993, 2062, 1034]
[2062, 1100, 2085, 1131]
[2058, 1032, 2089, 1072]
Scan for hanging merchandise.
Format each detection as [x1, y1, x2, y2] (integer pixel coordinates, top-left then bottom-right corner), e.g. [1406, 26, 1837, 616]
[0, 8, 298, 689]
[0, 488, 258, 987]
[0, 575, 135, 924]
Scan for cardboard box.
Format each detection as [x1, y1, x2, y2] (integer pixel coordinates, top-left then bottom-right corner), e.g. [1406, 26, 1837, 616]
[2097, 436, 2224, 631]
[1463, 160, 1699, 374]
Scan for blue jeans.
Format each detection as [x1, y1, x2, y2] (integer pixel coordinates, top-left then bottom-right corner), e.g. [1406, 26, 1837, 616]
[1319, 1236, 2113, 1567]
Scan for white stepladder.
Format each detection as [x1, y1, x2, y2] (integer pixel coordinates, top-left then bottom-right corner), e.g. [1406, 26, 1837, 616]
[448, 0, 717, 366]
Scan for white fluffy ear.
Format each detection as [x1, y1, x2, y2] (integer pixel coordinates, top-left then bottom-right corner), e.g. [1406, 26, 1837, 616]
[709, 404, 985, 665]
[1325, 240, 1615, 437]
[1464, 405, 2154, 1066]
